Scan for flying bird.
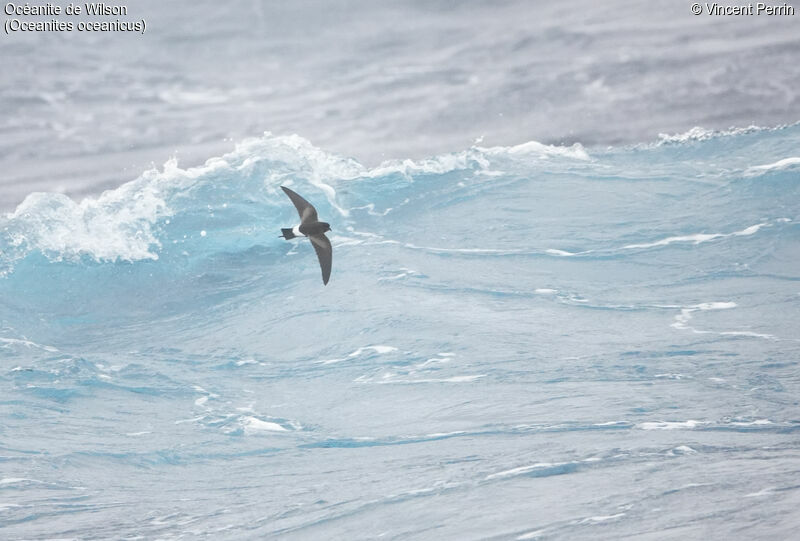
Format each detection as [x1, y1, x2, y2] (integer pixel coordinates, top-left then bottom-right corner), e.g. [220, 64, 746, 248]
[279, 186, 332, 285]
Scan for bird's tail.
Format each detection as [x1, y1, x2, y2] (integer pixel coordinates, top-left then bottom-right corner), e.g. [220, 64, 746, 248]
[280, 228, 296, 240]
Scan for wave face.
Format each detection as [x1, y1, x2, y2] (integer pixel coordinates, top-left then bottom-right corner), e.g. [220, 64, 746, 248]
[2, 126, 800, 539]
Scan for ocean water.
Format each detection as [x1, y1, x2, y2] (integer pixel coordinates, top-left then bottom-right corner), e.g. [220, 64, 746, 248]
[3, 0, 800, 209]
[1, 124, 799, 539]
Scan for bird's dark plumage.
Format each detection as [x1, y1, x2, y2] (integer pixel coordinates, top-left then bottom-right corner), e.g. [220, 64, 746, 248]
[282, 185, 318, 225]
[280, 186, 332, 285]
[309, 233, 332, 285]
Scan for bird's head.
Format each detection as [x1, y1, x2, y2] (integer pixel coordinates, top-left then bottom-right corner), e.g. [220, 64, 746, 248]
[321, 222, 331, 232]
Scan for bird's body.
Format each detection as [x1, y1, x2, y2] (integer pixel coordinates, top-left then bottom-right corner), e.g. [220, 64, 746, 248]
[279, 186, 332, 285]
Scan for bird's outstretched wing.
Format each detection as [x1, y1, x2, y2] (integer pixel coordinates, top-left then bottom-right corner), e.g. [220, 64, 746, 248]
[309, 233, 332, 285]
[281, 186, 318, 224]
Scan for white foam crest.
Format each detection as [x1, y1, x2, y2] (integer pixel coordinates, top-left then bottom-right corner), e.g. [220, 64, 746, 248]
[0, 477, 35, 485]
[0, 152, 237, 270]
[1, 133, 362, 267]
[730, 419, 772, 426]
[239, 133, 364, 180]
[318, 345, 397, 365]
[185, 133, 361, 219]
[366, 149, 491, 178]
[415, 353, 454, 369]
[380, 267, 419, 281]
[235, 359, 258, 367]
[486, 462, 567, 480]
[656, 124, 768, 145]
[479, 140, 591, 161]
[237, 134, 498, 218]
[487, 455, 601, 481]
[401, 242, 522, 255]
[365, 238, 524, 256]
[329, 235, 366, 248]
[365, 374, 486, 384]
[745, 157, 800, 176]
[420, 431, 466, 439]
[671, 301, 777, 339]
[240, 133, 524, 218]
[694, 302, 738, 311]
[719, 330, 776, 339]
[0, 477, 57, 487]
[672, 304, 722, 332]
[361, 138, 588, 184]
[444, 374, 485, 383]
[654, 373, 689, 380]
[545, 248, 578, 256]
[357, 345, 397, 355]
[0, 336, 59, 352]
[579, 513, 626, 524]
[240, 416, 289, 434]
[624, 223, 768, 250]
[638, 420, 705, 430]
[745, 487, 777, 498]
[349, 202, 393, 216]
[233, 133, 533, 196]
[6, 178, 171, 264]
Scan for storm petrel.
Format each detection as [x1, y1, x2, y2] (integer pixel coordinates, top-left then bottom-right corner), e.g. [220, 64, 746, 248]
[279, 185, 332, 285]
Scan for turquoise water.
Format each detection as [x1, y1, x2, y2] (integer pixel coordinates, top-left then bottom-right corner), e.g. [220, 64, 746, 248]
[1, 125, 799, 538]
